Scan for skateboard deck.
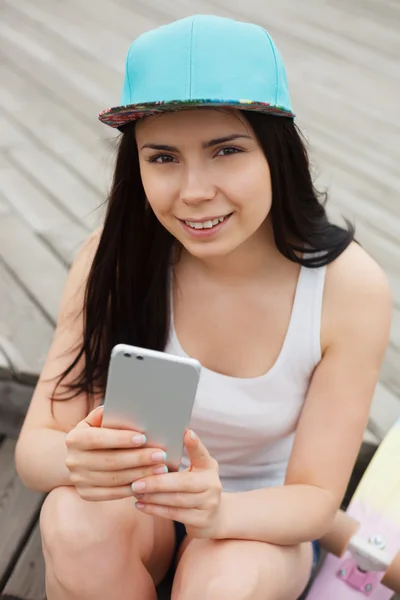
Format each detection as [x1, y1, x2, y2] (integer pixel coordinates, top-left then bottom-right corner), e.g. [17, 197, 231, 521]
[307, 419, 400, 599]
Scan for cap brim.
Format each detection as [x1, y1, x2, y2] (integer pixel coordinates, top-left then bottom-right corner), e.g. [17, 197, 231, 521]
[98, 99, 295, 128]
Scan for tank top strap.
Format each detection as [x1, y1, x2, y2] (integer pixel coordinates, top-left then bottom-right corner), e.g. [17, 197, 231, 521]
[283, 261, 327, 375]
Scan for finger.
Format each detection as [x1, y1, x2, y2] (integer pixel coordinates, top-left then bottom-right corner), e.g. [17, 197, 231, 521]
[66, 426, 148, 451]
[75, 405, 104, 430]
[132, 491, 207, 508]
[75, 484, 135, 502]
[74, 448, 168, 472]
[131, 471, 206, 494]
[69, 463, 169, 488]
[135, 502, 202, 525]
[184, 430, 216, 471]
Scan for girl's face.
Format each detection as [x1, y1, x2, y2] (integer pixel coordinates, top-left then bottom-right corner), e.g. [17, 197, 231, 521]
[136, 109, 272, 260]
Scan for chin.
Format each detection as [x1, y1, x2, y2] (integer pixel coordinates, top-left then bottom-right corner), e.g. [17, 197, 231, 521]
[182, 239, 239, 260]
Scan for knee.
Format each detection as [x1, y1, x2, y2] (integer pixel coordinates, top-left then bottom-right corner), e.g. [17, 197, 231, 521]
[204, 574, 259, 600]
[40, 486, 139, 591]
[177, 561, 260, 600]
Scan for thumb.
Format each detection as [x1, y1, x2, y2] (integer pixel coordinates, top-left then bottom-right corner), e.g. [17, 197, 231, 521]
[76, 404, 104, 430]
[185, 430, 215, 471]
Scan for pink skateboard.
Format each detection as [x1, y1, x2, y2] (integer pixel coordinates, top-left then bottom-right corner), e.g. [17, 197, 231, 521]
[307, 419, 400, 599]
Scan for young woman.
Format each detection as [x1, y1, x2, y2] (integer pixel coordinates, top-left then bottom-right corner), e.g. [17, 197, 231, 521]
[15, 14, 392, 600]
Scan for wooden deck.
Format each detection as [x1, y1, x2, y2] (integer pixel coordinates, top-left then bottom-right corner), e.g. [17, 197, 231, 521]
[0, 0, 399, 597]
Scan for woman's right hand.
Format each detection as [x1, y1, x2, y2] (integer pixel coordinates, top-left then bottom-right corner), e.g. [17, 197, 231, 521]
[65, 406, 168, 501]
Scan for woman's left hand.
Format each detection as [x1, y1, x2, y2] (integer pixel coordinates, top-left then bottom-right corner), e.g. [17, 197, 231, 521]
[132, 430, 224, 539]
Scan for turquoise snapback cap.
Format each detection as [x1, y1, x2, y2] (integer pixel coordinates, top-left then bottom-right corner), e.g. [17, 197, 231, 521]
[98, 14, 295, 128]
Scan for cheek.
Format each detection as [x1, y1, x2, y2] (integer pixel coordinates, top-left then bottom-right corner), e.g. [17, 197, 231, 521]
[140, 170, 175, 217]
[230, 161, 272, 214]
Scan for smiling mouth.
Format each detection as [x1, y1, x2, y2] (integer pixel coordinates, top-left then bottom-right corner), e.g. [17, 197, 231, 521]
[182, 213, 232, 230]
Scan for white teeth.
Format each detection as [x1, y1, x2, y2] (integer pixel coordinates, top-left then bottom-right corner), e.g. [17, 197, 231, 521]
[184, 215, 228, 229]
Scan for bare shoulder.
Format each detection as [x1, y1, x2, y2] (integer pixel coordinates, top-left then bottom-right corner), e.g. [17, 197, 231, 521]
[323, 241, 392, 349]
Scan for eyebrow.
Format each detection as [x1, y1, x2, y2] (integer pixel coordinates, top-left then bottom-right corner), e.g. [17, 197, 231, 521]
[140, 134, 253, 152]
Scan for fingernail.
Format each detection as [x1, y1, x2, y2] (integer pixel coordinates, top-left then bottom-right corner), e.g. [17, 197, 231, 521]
[132, 481, 146, 492]
[135, 502, 145, 510]
[93, 404, 103, 411]
[153, 465, 168, 475]
[190, 430, 197, 440]
[151, 451, 167, 462]
[132, 434, 147, 446]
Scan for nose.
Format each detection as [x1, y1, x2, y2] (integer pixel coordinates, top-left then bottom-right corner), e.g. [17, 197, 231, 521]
[179, 165, 216, 206]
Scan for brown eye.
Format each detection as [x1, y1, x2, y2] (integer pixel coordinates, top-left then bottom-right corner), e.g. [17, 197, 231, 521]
[215, 147, 243, 157]
[147, 154, 176, 164]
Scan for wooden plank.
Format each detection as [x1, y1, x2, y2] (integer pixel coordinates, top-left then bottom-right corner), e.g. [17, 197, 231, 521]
[4, 0, 131, 71]
[326, 183, 400, 248]
[2, 522, 46, 600]
[369, 382, 400, 441]
[381, 345, 400, 399]
[387, 273, 400, 310]
[0, 64, 114, 196]
[298, 101, 400, 175]
[392, 309, 400, 350]
[0, 62, 106, 151]
[327, 204, 400, 287]
[0, 438, 44, 588]
[67, 0, 159, 40]
[8, 146, 103, 232]
[332, 0, 400, 29]
[1, 0, 124, 104]
[0, 116, 27, 148]
[0, 27, 99, 133]
[0, 380, 35, 438]
[0, 259, 54, 383]
[313, 141, 400, 220]
[0, 335, 32, 384]
[0, 347, 11, 380]
[0, 206, 68, 325]
[0, 156, 90, 266]
[296, 0, 400, 56]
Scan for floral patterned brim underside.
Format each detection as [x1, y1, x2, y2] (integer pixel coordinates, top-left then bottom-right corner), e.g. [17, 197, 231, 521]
[98, 99, 295, 128]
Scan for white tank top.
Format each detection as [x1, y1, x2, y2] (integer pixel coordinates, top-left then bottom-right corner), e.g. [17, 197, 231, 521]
[165, 263, 327, 492]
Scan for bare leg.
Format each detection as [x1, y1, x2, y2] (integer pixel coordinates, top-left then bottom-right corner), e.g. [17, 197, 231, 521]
[172, 537, 313, 600]
[40, 486, 175, 600]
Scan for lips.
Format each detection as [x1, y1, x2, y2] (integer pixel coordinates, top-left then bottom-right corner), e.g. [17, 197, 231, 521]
[180, 213, 232, 230]
[178, 212, 233, 238]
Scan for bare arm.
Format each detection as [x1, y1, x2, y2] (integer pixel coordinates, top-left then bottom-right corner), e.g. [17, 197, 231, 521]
[15, 230, 102, 492]
[217, 244, 393, 544]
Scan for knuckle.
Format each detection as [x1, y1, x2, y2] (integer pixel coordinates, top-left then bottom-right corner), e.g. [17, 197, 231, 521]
[209, 497, 219, 511]
[211, 457, 219, 470]
[77, 487, 92, 501]
[214, 480, 223, 493]
[193, 513, 207, 529]
[182, 479, 193, 492]
[64, 455, 75, 471]
[103, 453, 118, 470]
[87, 428, 102, 447]
[110, 471, 123, 486]
[68, 470, 82, 485]
[65, 431, 77, 448]
[166, 505, 177, 518]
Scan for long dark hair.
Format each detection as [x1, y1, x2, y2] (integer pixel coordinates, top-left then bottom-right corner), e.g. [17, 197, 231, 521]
[52, 112, 354, 409]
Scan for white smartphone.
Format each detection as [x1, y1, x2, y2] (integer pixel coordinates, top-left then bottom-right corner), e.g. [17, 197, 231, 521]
[102, 344, 201, 470]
